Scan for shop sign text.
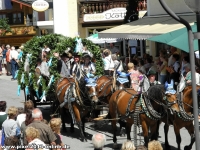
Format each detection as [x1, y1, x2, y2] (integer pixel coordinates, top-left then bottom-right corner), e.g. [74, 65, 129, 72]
[83, 8, 126, 22]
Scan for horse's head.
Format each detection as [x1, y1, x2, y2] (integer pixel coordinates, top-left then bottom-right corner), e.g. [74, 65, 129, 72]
[164, 80, 180, 113]
[86, 86, 98, 103]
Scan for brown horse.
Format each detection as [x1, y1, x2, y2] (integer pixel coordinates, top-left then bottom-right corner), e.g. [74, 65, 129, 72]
[162, 85, 200, 150]
[108, 84, 180, 148]
[55, 77, 98, 141]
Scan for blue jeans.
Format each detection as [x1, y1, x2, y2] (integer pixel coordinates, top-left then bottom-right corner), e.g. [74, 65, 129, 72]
[160, 74, 167, 84]
[11, 59, 18, 78]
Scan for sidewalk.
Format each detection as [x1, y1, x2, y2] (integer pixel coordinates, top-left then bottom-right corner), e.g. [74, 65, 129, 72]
[0, 67, 17, 81]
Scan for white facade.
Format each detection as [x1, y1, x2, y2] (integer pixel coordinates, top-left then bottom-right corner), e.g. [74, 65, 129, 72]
[53, 0, 78, 37]
[147, 0, 193, 16]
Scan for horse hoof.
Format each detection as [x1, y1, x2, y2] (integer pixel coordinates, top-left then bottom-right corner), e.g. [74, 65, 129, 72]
[184, 145, 191, 150]
[113, 143, 118, 149]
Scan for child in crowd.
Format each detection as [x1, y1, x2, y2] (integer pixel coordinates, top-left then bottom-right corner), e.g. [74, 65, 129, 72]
[49, 118, 65, 149]
[128, 63, 139, 92]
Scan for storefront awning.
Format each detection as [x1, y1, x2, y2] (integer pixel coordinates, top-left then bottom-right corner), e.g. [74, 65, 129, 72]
[98, 15, 196, 40]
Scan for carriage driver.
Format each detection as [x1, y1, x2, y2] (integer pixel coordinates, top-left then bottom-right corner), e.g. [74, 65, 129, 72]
[81, 53, 97, 86]
[147, 70, 161, 86]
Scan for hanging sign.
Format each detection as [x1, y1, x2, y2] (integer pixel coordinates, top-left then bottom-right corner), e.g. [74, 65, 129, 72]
[83, 8, 126, 22]
[32, 0, 49, 12]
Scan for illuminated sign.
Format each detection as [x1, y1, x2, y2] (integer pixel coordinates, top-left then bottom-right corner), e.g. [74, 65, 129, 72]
[32, 0, 49, 12]
[83, 8, 127, 22]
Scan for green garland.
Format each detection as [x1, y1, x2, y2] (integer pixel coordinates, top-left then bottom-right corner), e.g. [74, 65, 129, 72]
[17, 34, 104, 99]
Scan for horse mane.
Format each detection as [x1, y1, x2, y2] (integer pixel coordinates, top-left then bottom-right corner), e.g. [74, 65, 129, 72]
[147, 85, 165, 101]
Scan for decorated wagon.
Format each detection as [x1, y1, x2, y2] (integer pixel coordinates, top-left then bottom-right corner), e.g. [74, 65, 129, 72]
[16, 34, 104, 113]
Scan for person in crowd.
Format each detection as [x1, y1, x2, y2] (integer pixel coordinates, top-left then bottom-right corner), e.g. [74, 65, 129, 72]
[71, 53, 81, 76]
[81, 53, 96, 75]
[180, 55, 190, 76]
[0, 101, 7, 146]
[55, 52, 71, 78]
[138, 60, 146, 75]
[0, 46, 2, 75]
[42, 44, 50, 60]
[121, 140, 136, 150]
[92, 133, 106, 150]
[112, 54, 120, 70]
[144, 57, 153, 73]
[49, 118, 65, 148]
[2, 106, 19, 142]
[40, 56, 50, 77]
[148, 140, 163, 150]
[5, 45, 11, 76]
[82, 46, 92, 56]
[35, 58, 42, 77]
[17, 100, 34, 128]
[168, 47, 179, 67]
[65, 51, 74, 74]
[2, 44, 7, 75]
[10, 46, 19, 80]
[158, 52, 168, 84]
[110, 43, 119, 54]
[102, 49, 114, 75]
[169, 54, 181, 89]
[21, 109, 33, 145]
[147, 70, 161, 86]
[28, 108, 56, 145]
[25, 127, 48, 150]
[128, 63, 139, 91]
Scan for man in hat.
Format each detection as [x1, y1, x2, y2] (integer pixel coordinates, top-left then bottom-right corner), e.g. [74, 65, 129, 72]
[147, 70, 161, 86]
[71, 53, 81, 76]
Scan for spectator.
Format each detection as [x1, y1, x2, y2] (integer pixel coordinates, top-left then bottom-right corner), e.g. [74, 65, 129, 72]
[110, 43, 119, 54]
[25, 127, 48, 150]
[17, 100, 34, 128]
[49, 118, 65, 148]
[10, 46, 19, 80]
[21, 109, 33, 145]
[28, 108, 56, 145]
[5, 45, 11, 76]
[92, 133, 106, 150]
[168, 47, 179, 67]
[112, 54, 120, 70]
[2, 106, 19, 146]
[102, 49, 114, 76]
[138, 60, 146, 75]
[181, 55, 190, 76]
[144, 57, 153, 73]
[2, 44, 7, 75]
[121, 140, 135, 150]
[158, 53, 167, 84]
[148, 140, 163, 150]
[128, 63, 139, 92]
[0, 101, 7, 146]
[0, 46, 2, 75]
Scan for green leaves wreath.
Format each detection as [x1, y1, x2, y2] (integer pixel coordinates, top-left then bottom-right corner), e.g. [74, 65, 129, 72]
[17, 34, 103, 101]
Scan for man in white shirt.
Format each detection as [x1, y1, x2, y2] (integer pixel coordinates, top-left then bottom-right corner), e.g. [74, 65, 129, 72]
[10, 46, 19, 80]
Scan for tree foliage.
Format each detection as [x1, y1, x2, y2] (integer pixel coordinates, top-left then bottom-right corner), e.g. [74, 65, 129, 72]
[124, 0, 139, 23]
[0, 18, 11, 35]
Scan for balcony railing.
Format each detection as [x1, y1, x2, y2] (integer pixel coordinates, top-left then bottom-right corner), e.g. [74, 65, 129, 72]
[79, 0, 147, 18]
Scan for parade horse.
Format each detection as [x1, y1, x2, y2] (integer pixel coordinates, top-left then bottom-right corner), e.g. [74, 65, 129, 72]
[55, 68, 99, 142]
[108, 83, 180, 148]
[161, 76, 200, 150]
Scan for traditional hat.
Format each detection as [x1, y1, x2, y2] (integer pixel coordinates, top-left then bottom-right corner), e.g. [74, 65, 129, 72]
[147, 70, 157, 76]
[82, 53, 92, 59]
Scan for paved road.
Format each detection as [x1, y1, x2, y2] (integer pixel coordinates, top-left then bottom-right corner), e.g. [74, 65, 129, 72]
[0, 74, 197, 150]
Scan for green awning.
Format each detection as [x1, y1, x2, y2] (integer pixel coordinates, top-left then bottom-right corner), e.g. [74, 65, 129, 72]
[148, 23, 198, 53]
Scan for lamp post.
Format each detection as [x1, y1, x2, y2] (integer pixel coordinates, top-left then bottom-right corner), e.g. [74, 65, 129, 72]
[159, 0, 200, 149]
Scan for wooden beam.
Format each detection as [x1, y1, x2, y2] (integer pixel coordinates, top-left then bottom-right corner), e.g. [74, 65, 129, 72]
[11, 0, 31, 8]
